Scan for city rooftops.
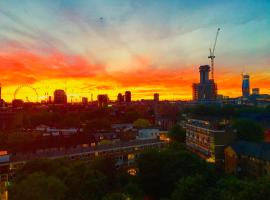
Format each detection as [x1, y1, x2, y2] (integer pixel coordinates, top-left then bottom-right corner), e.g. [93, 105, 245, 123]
[9, 139, 164, 163]
[186, 118, 229, 131]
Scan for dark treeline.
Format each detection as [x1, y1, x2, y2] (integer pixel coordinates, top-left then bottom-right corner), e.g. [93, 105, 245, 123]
[4, 103, 157, 131]
[183, 104, 270, 120]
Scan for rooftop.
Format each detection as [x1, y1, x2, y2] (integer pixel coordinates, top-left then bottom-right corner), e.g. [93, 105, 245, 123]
[230, 141, 270, 161]
[186, 118, 228, 131]
[10, 139, 164, 163]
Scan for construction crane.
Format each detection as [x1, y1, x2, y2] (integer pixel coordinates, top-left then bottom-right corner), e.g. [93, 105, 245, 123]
[208, 28, 221, 80]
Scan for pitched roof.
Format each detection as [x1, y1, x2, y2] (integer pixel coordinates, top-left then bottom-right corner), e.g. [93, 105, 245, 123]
[230, 141, 270, 161]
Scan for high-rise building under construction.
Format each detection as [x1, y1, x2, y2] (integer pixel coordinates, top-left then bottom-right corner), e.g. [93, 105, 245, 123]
[242, 74, 250, 97]
[192, 65, 217, 101]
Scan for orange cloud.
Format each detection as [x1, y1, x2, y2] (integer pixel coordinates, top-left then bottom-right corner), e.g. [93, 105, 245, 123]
[0, 48, 269, 102]
[0, 49, 106, 86]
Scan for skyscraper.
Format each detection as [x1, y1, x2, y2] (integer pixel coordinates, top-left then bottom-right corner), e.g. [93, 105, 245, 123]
[154, 93, 159, 102]
[117, 93, 124, 103]
[54, 89, 67, 104]
[125, 91, 131, 102]
[242, 74, 250, 97]
[192, 65, 217, 101]
[97, 94, 109, 107]
[82, 97, 88, 104]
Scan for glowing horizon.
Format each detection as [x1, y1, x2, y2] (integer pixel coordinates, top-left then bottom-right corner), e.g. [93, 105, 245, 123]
[0, 0, 270, 102]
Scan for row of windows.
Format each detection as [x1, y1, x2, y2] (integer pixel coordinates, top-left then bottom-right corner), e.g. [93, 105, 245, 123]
[186, 142, 212, 156]
[186, 133, 211, 144]
[186, 125, 212, 135]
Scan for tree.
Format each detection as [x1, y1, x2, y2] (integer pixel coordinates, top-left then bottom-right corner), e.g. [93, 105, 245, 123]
[12, 112, 24, 129]
[9, 172, 66, 200]
[242, 176, 270, 200]
[137, 144, 212, 199]
[84, 118, 111, 132]
[102, 193, 127, 200]
[233, 119, 263, 141]
[216, 177, 250, 200]
[64, 165, 107, 200]
[14, 158, 68, 181]
[123, 111, 142, 123]
[133, 118, 151, 128]
[124, 182, 143, 200]
[172, 175, 212, 200]
[220, 105, 236, 117]
[168, 124, 186, 142]
[91, 157, 117, 188]
[191, 105, 220, 117]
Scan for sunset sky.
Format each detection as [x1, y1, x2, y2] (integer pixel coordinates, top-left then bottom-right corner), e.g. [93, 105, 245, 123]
[0, 0, 270, 102]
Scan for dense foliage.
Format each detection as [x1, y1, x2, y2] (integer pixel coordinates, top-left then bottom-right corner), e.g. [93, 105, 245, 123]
[7, 142, 270, 200]
[133, 118, 151, 128]
[9, 157, 141, 200]
[233, 119, 264, 141]
[168, 124, 186, 142]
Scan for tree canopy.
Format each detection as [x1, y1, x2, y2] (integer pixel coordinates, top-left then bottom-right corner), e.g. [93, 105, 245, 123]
[9, 172, 66, 200]
[233, 119, 264, 141]
[168, 124, 186, 142]
[137, 143, 213, 199]
[133, 118, 151, 128]
[7, 141, 270, 200]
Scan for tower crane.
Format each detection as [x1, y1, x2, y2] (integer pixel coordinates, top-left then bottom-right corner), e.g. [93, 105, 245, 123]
[208, 28, 221, 80]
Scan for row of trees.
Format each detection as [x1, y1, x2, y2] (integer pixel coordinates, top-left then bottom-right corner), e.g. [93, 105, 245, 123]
[0, 117, 153, 153]
[7, 142, 270, 200]
[172, 174, 270, 200]
[8, 157, 141, 200]
[8, 105, 148, 130]
[182, 104, 270, 118]
[8, 142, 270, 200]
[7, 143, 211, 200]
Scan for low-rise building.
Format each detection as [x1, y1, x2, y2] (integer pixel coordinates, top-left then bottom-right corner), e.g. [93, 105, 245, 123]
[137, 128, 160, 140]
[183, 118, 235, 166]
[0, 139, 165, 199]
[34, 125, 82, 136]
[225, 141, 270, 177]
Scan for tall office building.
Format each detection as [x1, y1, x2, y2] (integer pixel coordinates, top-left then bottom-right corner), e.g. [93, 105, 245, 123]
[154, 93, 159, 102]
[192, 65, 217, 101]
[48, 96, 52, 104]
[117, 93, 124, 103]
[97, 94, 109, 108]
[125, 91, 131, 102]
[153, 93, 159, 125]
[242, 74, 250, 97]
[82, 97, 88, 105]
[54, 90, 67, 104]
